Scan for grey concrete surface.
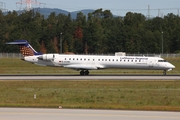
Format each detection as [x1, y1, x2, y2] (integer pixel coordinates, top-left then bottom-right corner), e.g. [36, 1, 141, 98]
[0, 108, 180, 120]
[0, 75, 179, 80]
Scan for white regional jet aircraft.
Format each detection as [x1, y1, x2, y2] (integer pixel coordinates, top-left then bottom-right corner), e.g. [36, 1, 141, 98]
[6, 40, 175, 75]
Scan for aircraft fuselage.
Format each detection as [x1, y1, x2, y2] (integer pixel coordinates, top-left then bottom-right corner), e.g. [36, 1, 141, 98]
[24, 54, 175, 72]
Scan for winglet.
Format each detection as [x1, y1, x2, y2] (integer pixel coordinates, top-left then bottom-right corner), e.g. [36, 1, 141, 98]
[6, 40, 42, 56]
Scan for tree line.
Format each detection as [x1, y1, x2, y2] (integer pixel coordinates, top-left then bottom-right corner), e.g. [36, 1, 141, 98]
[1, 8, 180, 54]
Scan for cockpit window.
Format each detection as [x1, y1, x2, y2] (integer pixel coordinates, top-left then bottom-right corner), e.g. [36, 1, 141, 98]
[158, 60, 167, 62]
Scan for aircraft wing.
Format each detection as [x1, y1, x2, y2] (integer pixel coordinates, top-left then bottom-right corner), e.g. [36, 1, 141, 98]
[63, 64, 105, 70]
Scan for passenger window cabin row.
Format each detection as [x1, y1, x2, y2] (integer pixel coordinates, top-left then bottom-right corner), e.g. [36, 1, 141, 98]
[64, 58, 144, 62]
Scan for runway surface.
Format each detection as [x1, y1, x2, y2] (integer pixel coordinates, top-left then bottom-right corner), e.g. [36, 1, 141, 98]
[0, 75, 179, 80]
[0, 108, 180, 120]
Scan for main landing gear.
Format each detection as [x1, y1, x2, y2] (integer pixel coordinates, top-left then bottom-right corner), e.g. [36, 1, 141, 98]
[163, 70, 167, 75]
[80, 70, 89, 75]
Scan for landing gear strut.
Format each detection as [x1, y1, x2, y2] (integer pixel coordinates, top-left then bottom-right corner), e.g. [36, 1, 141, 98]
[80, 70, 89, 75]
[163, 70, 167, 75]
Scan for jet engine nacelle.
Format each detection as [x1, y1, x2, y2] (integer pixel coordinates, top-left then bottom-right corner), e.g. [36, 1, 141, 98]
[38, 54, 54, 61]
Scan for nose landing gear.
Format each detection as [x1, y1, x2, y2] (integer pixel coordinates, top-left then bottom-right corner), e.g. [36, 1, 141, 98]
[163, 70, 166, 75]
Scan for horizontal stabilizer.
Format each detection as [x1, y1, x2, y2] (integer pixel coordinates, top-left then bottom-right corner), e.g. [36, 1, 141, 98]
[6, 41, 28, 45]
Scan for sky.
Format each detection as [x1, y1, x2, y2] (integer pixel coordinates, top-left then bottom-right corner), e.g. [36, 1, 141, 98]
[1, 0, 180, 17]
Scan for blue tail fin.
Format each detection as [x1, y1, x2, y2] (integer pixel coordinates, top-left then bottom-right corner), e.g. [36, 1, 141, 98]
[6, 40, 42, 56]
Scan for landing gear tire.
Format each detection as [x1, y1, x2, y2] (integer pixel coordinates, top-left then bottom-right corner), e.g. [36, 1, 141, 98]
[163, 70, 167, 75]
[80, 70, 89, 75]
[84, 70, 89, 75]
[80, 70, 84, 75]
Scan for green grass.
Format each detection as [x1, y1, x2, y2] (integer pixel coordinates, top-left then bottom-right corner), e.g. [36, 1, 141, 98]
[0, 58, 73, 74]
[0, 80, 180, 111]
[0, 58, 179, 75]
[0, 58, 180, 111]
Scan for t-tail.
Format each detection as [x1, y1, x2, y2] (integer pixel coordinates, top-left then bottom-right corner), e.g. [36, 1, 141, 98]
[6, 40, 42, 56]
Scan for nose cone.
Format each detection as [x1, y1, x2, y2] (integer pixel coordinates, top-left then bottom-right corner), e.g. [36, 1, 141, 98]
[169, 63, 175, 69]
[166, 63, 175, 71]
[172, 64, 175, 69]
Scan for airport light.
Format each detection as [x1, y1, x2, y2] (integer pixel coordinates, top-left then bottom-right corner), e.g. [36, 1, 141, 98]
[60, 32, 62, 54]
[162, 31, 163, 55]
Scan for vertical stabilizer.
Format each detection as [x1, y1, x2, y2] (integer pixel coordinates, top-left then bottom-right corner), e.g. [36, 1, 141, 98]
[6, 40, 42, 56]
